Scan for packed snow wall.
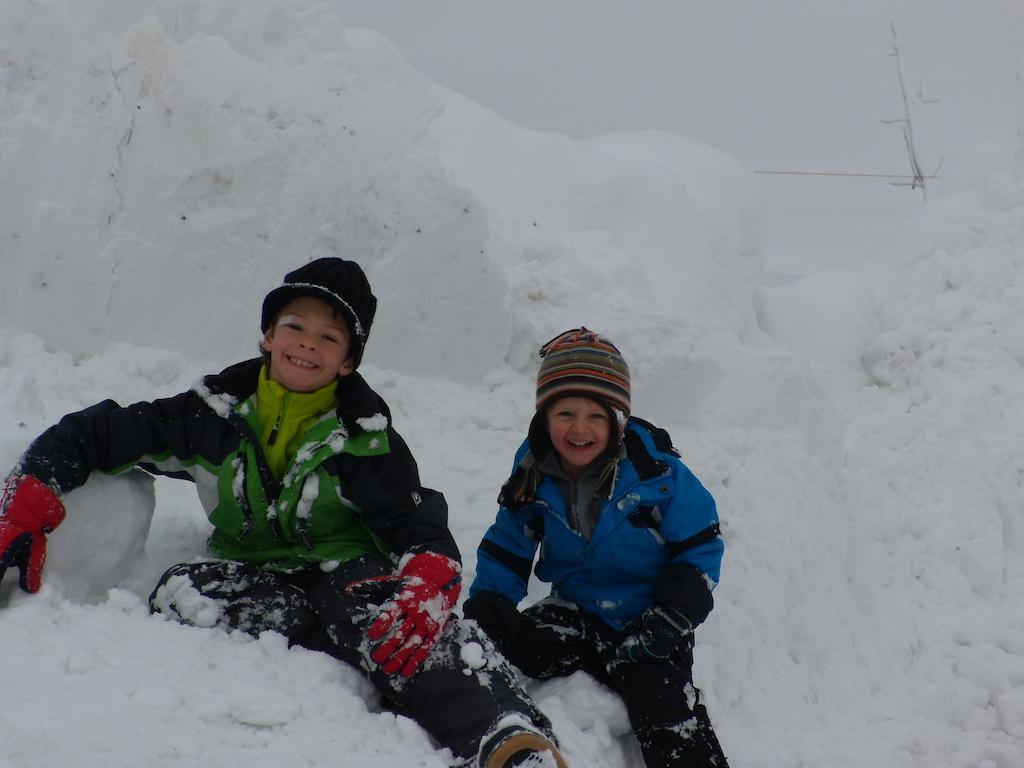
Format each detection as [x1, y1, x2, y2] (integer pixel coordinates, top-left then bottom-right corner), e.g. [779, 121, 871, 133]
[0, 0, 761, 393]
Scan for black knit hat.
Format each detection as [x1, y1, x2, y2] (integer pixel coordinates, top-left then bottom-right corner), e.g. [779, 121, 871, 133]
[261, 258, 377, 368]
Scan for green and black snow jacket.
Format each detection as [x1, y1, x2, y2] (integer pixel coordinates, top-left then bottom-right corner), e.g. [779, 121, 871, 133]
[12, 358, 458, 570]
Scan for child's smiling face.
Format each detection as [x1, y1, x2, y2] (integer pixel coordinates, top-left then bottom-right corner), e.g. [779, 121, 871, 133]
[262, 296, 354, 392]
[545, 396, 612, 479]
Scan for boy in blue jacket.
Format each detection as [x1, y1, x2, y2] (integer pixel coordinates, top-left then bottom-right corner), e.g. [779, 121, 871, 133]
[0, 258, 564, 768]
[465, 327, 729, 768]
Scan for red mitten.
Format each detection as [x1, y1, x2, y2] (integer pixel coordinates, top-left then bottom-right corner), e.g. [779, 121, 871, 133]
[367, 552, 461, 677]
[0, 476, 66, 593]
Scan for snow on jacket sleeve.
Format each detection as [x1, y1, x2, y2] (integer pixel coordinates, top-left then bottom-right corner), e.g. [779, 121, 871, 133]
[11, 392, 212, 495]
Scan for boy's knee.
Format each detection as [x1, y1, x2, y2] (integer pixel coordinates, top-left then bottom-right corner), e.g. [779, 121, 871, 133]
[150, 560, 261, 596]
[149, 566, 227, 628]
[148, 560, 319, 643]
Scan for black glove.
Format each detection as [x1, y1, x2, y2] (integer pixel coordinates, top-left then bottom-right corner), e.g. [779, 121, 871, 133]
[616, 605, 693, 663]
[463, 591, 521, 653]
[653, 561, 713, 627]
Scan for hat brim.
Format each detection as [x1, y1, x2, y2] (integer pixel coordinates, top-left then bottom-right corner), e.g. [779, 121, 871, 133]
[261, 283, 367, 364]
[262, 284, 364, 334]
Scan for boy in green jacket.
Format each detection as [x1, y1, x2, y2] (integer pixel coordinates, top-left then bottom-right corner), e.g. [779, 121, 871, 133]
[0, 258, 565, 768]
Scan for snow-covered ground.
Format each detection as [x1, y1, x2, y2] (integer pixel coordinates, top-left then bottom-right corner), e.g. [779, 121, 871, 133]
[2, 2, 1023, 766]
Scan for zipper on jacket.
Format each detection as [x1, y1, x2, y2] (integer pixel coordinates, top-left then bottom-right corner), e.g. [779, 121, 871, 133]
[231, 456, 256, 543]
[252, 442, 283, 511]
[297, 522, 315, 551]
[216, 392, 284, 539]
[267, 392, 291, 446]
[234, 453, 284, 545]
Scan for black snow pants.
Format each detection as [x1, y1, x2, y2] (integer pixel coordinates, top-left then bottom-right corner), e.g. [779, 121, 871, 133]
[505, 598, 729, 768]
[148, 555, 553, 762]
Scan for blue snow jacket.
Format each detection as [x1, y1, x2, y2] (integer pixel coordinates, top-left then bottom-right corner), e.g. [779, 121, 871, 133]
[469, 418, 723, 631]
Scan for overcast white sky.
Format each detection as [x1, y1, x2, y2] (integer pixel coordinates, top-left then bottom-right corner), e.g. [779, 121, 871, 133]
[331, 0, 1024, 174]
[327, 1, 1024, 267]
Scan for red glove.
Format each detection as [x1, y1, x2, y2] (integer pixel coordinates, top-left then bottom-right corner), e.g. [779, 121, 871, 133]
[0, 476, 66, 593]
[367, 552, 461, 677]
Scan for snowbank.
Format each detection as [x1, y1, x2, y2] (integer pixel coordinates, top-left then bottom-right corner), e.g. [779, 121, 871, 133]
[1, 1, 757, 390]
[1, 2, 1023, 767]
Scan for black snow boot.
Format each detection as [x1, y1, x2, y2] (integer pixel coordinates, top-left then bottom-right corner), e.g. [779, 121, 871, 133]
[479, 726, 567, 768]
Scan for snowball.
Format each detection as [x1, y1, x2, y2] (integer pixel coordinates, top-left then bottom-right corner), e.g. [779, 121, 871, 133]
[459, 641, 486, 670]
[47, 471, 155, 604]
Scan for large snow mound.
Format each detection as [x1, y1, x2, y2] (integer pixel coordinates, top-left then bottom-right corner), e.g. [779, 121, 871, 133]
[1, 0, 758, 388]
[1, 2, 1023, 767]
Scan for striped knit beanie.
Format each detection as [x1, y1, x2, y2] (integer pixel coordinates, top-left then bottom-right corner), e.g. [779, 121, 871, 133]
[535, 327, 630, 416]
[500, 327, 630, 505]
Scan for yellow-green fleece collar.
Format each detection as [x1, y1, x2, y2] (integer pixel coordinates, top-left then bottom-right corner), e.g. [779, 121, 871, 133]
[256, 366, 338, 480]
